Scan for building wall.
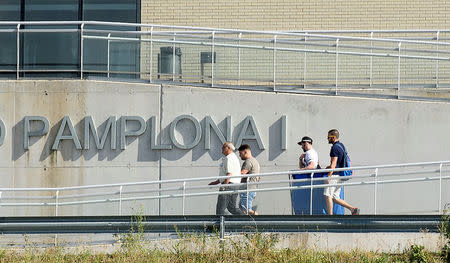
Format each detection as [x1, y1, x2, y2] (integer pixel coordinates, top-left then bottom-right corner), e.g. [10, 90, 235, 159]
[138, 1, 450, 89]
[142, 0, 450, 30]
[0, 80, 449, 216]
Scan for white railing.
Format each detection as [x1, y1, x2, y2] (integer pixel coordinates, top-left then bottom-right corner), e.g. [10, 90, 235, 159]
[0, 160, 449, 216]
[1, 21, 450, 99]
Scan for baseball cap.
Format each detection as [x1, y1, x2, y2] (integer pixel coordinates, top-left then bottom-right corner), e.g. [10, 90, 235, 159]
[297, 136, 313, 145]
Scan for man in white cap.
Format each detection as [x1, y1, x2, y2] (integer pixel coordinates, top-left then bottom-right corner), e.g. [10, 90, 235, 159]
[209, 142, 243, 215]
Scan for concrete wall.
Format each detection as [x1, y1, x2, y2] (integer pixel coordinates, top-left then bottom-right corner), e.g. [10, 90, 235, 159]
[0, 80, 449, 216]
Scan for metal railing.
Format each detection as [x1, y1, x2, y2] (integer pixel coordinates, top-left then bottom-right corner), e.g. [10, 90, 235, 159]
[1, 21, 450, 100]
[0, 160, 449, 216]
[0, 215, 442, 235]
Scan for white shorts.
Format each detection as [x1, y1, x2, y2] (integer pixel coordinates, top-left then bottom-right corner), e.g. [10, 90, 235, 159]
[323, 174, 342, 199]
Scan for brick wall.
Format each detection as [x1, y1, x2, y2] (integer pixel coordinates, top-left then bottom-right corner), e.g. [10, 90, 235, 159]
[141, 0, 450, 30]
[137, 1, 450, 88]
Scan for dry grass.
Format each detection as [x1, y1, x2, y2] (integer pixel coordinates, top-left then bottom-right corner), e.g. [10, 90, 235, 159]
[0, 232, 444, 263]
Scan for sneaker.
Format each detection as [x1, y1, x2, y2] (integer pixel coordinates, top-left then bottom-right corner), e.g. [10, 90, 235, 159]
[352, 208, 360, 215]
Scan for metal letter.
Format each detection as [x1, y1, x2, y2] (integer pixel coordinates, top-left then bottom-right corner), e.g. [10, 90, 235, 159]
[236, 116, 265, 150]
[150, 116, 172, 150]
[84, 116, 116, 150]
[24, 116, 49, 150]
[120, 116, 146, 150]
[281, 115, 287, 150]
[52, 116, 82, 150]
[0, 119, 5, 146]
[170, 115, 202, 150]
[204, 116, 231, 150]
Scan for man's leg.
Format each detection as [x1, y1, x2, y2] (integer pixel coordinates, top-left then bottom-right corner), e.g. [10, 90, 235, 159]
[216, 189, 228, 215]
[246, 192, 258, 215]
[325, 195, 334, 215]
[227, 191, 243, 215]
[333, 198, 357, 212]
[323, 179, 336, 215]
[239, 192, 248, 214]
[330, 183, 359, 214]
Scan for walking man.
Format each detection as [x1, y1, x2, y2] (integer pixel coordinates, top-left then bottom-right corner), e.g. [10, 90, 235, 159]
[324, 129, 360, 215]
[298, 136, 319, 171]
[209, 142, 243, 215]
[238, 144, 260, 215]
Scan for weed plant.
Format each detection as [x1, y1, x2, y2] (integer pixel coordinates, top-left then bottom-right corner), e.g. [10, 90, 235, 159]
[0, 211, 445, 262]
[440, 205, 450, 262]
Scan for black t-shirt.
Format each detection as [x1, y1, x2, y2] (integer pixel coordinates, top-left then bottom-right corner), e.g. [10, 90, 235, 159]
[330, 141, 346, 168]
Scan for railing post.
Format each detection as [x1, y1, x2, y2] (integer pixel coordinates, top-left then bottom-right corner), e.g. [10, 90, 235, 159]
[273, 35, 277, 92]
[374, 168, 378, 215]
[303, 33, 308, 87]
[150, 26, 154, 83]
[80, 23, 84, 79]
[16, 23, 20, 80]
[182, 181, 186, 216]
[238, 33, 242, 86]
[119, 185, 123, 216]
[172, 33, 176, 82]
[55, 190, 59, 216]
[219, 215, 225, 240]
[335, 39, 339, 95]
[369, 32, 373, 87]
[107, 33, 111, 78]
[435, 31, 440, 89]
[211, 31, 215, 86]
[246, 178, 249, 215]
[309, 172, 314, 215]
[439, 163, 443, 214]
[397, 42, 401, 99]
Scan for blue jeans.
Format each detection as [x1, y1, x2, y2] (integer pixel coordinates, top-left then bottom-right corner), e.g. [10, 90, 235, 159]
[239, 191, 256, 212]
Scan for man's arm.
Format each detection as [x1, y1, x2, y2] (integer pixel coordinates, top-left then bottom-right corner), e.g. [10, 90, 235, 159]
[298, 153, 305, 169]
[223, 173, 231, 184]
[302, 161, 316, 170]
[327, 157, 338, 177]
[240, 169, 249, 183]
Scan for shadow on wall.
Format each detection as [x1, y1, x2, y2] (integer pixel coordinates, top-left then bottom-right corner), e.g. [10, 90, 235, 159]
[269, 117, 284, 161]
[137, 118, 165, 162]
[12, 118, 25, 161]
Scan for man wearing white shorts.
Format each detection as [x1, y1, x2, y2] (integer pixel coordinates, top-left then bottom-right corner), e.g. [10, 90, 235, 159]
[324, 129, 360, 215]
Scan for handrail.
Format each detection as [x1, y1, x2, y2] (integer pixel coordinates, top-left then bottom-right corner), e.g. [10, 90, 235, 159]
[0, 160, 448, 192]
[2, 21, 450, 101]
[1, 21, 448, 45]
[0, 160, 448, 216]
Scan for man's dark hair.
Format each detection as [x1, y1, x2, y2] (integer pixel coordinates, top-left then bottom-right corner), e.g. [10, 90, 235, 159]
[328, 129, 340, 139]
[238, 144, 251, 151]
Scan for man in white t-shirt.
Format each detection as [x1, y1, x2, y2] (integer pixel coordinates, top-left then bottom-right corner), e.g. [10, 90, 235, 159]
[298, 136, 319, 170]
[209, 142, 243, 215]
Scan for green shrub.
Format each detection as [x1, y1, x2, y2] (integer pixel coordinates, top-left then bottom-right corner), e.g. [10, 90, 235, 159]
[408, 244, 427, 263]
[440, 206, 450, 262]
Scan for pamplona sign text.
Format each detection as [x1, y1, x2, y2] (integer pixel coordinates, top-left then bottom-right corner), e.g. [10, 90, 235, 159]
[0, 115, 287, 151]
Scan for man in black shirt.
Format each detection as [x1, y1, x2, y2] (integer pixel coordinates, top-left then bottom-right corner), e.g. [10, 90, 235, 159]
[324, 129, 360, 215]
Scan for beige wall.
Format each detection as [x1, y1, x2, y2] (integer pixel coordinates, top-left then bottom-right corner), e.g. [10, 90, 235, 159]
[142, 0, 450, 30]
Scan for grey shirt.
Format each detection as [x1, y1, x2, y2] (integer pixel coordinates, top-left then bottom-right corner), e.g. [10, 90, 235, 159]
[241, 157, 260, 189]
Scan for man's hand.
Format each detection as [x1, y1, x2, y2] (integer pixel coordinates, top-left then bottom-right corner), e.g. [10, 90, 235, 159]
[208, 180, 220, 185]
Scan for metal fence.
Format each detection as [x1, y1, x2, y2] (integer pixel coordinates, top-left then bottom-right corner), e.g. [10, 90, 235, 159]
[0, 160, 449, 216]
[2, 21, 450, 100]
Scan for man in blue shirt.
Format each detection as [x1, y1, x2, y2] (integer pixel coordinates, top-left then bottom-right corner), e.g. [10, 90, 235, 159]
[324, 129, 360, 215]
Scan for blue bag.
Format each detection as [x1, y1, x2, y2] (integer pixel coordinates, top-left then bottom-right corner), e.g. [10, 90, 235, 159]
[335, 143, 353, 180]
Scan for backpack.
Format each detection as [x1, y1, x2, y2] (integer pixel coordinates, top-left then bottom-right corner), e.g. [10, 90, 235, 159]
[335, 143, 353, 180]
